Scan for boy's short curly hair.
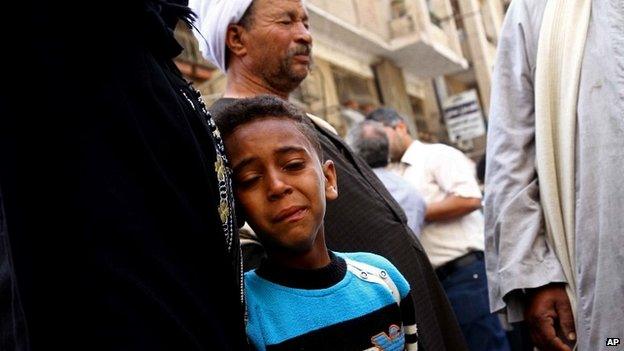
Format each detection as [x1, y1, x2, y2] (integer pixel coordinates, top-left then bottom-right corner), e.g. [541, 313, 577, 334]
[212, 95, 323, 160]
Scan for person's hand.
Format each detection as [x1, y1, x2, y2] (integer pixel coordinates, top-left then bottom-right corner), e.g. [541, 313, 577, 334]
[525, 283, 576, 350]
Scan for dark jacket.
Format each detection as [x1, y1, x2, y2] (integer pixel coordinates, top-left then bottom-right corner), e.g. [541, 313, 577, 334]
[0, 1, 245, 349]
[0, 193, 27, 351]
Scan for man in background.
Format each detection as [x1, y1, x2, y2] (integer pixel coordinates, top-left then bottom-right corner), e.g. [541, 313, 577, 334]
[368, 107, 509, 351]
[486, 0, 624, 349]
[346, 120, 426, 237]
[340, 99, 366, 133]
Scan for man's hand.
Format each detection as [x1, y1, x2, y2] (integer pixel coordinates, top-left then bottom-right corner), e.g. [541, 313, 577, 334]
[525, 283, 576, 351]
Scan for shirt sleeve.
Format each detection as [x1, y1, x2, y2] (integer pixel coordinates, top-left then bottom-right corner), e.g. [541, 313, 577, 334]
[400, 177, 427, 237]
[431, 145, 483, 200]
[484, 0, 567, 322]
[414, 194, 427, 234]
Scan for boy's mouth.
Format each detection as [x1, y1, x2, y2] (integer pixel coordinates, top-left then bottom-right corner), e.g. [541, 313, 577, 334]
[273, 206, 308, 223]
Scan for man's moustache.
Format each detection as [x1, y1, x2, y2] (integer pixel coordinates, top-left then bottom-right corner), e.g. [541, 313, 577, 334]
[288, 45, 311, 57]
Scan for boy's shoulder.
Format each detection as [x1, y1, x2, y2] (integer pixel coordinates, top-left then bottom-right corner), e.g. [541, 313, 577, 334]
[335, 251, 410, 297]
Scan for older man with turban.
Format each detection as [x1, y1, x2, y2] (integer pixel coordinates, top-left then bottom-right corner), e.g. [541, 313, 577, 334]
[190, 1, 469, 350]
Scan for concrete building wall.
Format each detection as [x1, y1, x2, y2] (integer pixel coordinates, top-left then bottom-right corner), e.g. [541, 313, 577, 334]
[373, 59, 418, 135]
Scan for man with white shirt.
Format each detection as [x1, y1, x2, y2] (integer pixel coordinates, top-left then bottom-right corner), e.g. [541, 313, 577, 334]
[346, 120, 427, 237]
[368, 108, 509, 351]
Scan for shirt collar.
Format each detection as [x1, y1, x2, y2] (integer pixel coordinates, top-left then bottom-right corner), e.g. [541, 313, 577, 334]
[255, 251, 347, 290]
[401, 139, 424, 165]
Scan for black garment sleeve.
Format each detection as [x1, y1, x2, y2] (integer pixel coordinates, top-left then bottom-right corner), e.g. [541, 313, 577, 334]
[0, 1, 247, 350]
[0, 193, 27, 351]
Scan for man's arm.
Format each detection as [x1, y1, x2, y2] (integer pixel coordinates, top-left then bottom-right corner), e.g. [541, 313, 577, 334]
[425, 144, 483, 223]
[485, 0, 573, 350]
[425, 195, 480, 222]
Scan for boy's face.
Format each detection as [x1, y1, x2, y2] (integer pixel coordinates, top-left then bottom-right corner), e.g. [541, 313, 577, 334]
[224, 117, 338, 253]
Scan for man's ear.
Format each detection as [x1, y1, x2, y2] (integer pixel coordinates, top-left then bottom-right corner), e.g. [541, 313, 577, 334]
[322, 160, 338, 201]
[225, 24, 247, 58]
[396, 121, 408, 134]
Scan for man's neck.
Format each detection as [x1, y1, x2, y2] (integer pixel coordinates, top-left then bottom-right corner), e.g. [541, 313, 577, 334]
[391, 139, 415, 163]
[224, 68, 289, 99]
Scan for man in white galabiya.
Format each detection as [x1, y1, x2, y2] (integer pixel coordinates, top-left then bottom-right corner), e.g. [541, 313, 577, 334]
[485, 0, 624, 350]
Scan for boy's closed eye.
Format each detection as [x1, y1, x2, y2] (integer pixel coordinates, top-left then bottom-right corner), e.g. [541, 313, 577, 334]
[235, 159, 307, 188]
[283, 159, 306, 171]
[236, 172, 262, 188]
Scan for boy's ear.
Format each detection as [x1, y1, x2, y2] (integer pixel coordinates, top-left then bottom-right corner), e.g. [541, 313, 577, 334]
[225, 24, 247, 58]
[322, 160, 338, 201]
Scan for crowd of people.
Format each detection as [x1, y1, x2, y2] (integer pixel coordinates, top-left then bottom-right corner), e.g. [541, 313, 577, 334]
[1, 0, 621, 350]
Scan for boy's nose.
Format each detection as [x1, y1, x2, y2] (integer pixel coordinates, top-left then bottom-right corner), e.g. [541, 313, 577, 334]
[266, 176, 293, 201]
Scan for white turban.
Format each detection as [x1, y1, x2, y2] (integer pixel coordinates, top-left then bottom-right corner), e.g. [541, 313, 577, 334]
[189, 0, 254, 72]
